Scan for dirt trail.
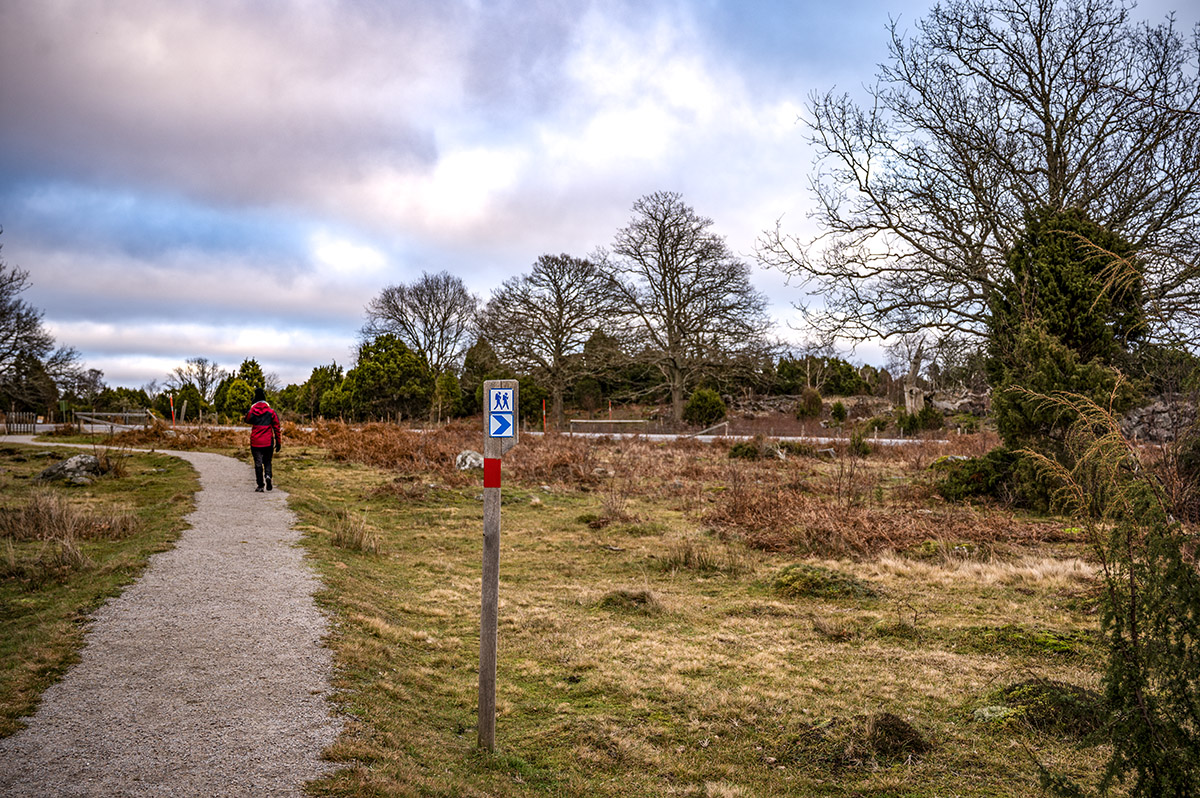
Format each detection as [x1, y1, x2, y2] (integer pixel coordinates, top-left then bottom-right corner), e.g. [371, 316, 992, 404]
[0, 440, 342, 797]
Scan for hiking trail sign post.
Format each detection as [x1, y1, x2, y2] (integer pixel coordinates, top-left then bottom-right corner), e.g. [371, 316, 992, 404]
[479, 379, 518, 751]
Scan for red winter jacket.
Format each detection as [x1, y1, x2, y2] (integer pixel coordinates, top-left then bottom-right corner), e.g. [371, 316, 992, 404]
[245, 401, 281, 448]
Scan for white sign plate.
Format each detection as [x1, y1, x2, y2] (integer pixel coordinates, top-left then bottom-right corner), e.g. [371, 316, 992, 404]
[488, 389, 515, 438]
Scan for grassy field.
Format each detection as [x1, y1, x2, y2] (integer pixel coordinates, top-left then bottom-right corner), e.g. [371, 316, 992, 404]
[2, 422, 1115, 795]
[0, 441, 199, 736]
[266, 424, 1113, 797]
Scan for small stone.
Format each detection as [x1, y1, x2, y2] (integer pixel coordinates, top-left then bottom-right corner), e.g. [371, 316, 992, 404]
[973, 705, 1016, 723]
[456, 450, 484, 471]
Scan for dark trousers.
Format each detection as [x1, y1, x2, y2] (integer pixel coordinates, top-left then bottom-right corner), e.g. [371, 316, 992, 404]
[252, 446, 274, 487]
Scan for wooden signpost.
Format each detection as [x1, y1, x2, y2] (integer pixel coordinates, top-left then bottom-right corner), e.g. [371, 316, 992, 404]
[479, 379, 518, 751]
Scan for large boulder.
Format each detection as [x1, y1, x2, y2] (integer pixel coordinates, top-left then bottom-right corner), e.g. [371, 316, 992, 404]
[36, 454, 103, 486]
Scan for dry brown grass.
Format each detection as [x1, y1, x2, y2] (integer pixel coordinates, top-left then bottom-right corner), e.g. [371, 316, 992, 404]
[0, 536, 93, 583]
[275, 432, 1112, 798]
[319, 421, 474, 479]
[109, 419, 246, 450]
[0, 489, 140, 543]
[705, 476, 1068, 557]
[297, 424, 1045, 562]
[329, 511, 382, 555]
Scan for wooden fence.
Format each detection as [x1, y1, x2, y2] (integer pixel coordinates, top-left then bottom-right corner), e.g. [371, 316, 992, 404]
[3, 411, 37, 434]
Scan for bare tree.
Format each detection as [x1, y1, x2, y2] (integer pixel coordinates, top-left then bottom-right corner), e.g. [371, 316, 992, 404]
[602, 191, 774, 422]
[166, 357, 228, 403]
[794, 337, 838, 392]
[362, 271, 478, 376]
[478, 254, 619, 427]
[0, 235, 81, 408]
[757, 0, 1200, 344]
[66, 368, 107, 405]
[0, 239, 54, 379]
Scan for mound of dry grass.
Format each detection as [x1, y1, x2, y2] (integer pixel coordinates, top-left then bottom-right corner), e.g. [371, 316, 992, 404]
[0, 489, 140, 542]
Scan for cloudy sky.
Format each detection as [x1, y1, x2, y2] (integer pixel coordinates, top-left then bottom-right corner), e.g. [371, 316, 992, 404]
[1, 0, 1194, 389]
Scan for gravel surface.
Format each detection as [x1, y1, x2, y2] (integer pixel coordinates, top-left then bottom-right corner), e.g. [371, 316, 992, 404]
[0, 441, 342, 797]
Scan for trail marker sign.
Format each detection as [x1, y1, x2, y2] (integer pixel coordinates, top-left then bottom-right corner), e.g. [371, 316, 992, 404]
[479, 379, 518, 751]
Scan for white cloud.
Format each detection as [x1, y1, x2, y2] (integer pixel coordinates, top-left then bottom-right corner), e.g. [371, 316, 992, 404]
[309, 231, 388, 281]
[47, 320, 357, 387]
[0, 0, 871, 389]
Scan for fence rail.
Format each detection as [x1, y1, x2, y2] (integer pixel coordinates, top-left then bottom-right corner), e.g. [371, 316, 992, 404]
[568, 418, 649, 436]
[75, 411, 153, 432]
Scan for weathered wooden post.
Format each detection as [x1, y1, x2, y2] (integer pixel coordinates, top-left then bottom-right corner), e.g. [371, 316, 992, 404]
[479, 379, 518, 751]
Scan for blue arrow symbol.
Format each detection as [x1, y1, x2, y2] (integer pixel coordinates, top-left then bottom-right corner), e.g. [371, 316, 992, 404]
[491, 412, 512, 437]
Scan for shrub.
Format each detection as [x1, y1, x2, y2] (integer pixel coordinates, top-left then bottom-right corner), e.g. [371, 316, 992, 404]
[830, 401, 847, 424]
[1029, 393, 1200, 797]
[728, 436, 778, 461]
[992, 680, 1106, 739]
[682, 388, 726, 428]
[861, 415, 890, 434]
[916, 403, 942, 430]
[596, 588, 663, 614]
[935, 448, 1019, 502]
[796, 387, 823, 419]
[948, 413, 981, 433]
[896, 409, 921, 436]
[790, 713, 931, 769]
[779, 440, 817, 458]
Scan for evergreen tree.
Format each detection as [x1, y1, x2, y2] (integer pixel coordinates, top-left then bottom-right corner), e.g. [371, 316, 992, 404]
[235, 359, 267, 390]
[346, 334, 432, 420]
[988, 208, 1144, 455]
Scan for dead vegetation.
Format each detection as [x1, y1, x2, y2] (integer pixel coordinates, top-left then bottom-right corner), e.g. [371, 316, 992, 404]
[266, 421, 1121, 797]
[0, 489, 140, 543]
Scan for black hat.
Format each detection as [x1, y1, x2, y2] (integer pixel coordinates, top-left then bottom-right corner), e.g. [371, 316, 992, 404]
[253, 387, 266, 402]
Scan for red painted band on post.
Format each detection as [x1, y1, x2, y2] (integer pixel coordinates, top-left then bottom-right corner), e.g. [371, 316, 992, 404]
[484, 458, 501, 488]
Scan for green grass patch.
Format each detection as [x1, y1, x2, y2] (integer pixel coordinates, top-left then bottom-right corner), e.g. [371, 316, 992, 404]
[977, 680, 1107, 740]
[954, 624, 1093, 659]
[272, 441, 1111, 797]
[0, 444, 198, 736]
[773, 562, 880, 600]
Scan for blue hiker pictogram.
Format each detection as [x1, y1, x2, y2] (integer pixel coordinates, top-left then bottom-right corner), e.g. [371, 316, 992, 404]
[487, 387, 515, 438]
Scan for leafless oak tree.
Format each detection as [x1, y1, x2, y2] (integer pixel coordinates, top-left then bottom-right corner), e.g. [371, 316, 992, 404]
[478, 254, 619, 427]
[603, 191, 773, 422]
[757, 0, 1200, 344]
[362, 271, 478, 376]
[1, 235, 80, 407]
[166, 357, 228, 403]
[1, 247, 53, 379]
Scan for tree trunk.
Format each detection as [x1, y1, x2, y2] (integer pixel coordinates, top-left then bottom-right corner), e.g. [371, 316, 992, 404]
[552, 388, 565, 430]
[669, 368, 686, 424]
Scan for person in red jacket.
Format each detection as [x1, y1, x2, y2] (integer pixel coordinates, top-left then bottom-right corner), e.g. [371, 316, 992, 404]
[245, 387, 281, 492]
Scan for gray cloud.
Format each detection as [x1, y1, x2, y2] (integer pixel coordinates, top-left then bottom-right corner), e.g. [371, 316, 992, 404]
[0, 1, 447, 206]
[8, 0, 1191, 390]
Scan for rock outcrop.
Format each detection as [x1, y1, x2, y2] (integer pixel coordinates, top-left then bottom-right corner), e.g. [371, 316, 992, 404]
[36, 454, 103, 486]
[1123, 395, 1198, 443]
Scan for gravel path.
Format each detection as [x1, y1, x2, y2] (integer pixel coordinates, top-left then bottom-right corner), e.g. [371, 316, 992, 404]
[0, 441, 342, 797]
